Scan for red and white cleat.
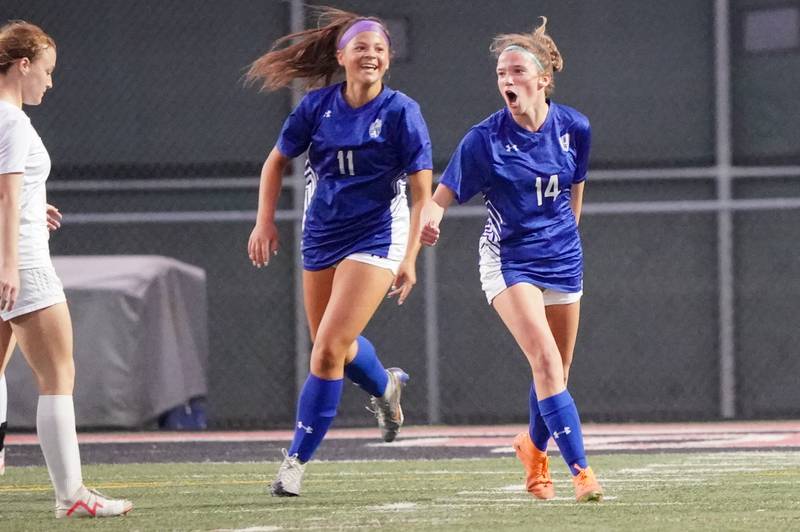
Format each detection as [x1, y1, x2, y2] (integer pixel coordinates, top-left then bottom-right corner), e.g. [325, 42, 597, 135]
[55, 485, 133, 518]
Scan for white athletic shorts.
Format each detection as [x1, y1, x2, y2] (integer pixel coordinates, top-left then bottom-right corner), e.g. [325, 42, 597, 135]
[338, 253, 400, 275]
[481, 261, 582, 306]
[0, 266, 66, 321]
[484, 282, 582, 306]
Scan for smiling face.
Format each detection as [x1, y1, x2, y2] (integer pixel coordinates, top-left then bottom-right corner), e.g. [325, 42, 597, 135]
[20, 46, 56, 106]
[496, 49, 548, 117]
[337, 30, 390, 88]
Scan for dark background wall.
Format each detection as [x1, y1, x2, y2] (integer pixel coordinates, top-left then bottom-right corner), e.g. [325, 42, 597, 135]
[2, 0, 798, 427]
[4, 0, 722, 173]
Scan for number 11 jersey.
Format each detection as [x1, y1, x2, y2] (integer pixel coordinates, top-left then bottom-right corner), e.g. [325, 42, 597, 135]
[277, 83, 433, 271]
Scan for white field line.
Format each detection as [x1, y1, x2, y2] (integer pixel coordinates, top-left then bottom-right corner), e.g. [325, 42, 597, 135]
[683, 454, 800, 461]
[619, 460, 799, 470]
[522, 478, 706, 485]
[366, 437, 449, 447]
[579, 478, 709, 483]
[454, 495, 622, 502]
[493, 445, 799, 455]
[431, 500, 686, 507]
[614, 467, 790, 473]
[367, 502, 418, 512]
[311, 469, 513, 476]
[216, 528, 282, 532]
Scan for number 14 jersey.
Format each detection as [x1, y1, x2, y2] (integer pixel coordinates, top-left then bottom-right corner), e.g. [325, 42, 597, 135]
[440, 103, 591, 293]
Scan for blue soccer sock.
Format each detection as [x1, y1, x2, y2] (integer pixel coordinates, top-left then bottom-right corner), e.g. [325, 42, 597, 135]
[538, 389, 588, 476]
[343, 336, 389, 397]
[528, 381, 551, 452]
[287, 374, 344, 463]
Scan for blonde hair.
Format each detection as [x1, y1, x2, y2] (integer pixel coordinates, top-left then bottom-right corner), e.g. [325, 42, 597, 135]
[490, 17, 563, 97]
[245, 6, 390, 92]
[0, 20, 55, 74]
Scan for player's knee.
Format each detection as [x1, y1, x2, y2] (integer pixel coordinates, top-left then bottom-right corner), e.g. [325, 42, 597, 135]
[310, 337, 350, 373]
[34, 356, 75, 394]
[35, 372, 75, 395]
[525, 348, 562, 378]
[523, 343, 555, 366]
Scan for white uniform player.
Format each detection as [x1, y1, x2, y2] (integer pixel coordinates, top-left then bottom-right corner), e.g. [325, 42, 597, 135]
[0, 20, 132, 517]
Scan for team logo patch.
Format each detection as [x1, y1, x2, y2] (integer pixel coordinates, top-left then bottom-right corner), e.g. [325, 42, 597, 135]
[559, 133, 570, 152]
[369, 119, 382, 139]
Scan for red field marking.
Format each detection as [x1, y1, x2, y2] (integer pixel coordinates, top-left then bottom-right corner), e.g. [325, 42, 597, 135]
[7, 421, 800, 452]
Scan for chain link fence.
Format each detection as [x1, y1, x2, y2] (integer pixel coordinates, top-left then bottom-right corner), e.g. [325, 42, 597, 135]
[2, 1, 799, 428]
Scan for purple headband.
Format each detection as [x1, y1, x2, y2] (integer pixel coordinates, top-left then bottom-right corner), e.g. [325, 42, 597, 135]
[337, 20, 390, 50]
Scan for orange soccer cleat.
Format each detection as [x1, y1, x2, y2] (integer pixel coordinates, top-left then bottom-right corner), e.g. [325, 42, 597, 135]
[572, 464, 603, 502]
[512, 432, 555, 500]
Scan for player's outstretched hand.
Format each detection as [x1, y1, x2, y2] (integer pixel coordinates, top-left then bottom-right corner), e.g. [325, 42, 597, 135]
[387, 260, 416, 306]
[46, 203, 62, 231]
[248, 221, 279, 268]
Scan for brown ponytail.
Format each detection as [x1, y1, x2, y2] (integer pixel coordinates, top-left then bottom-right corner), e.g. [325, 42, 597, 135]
[490, 17, 563, 96]
[0, 20, 55, 74]
[245, 6, 389, 92]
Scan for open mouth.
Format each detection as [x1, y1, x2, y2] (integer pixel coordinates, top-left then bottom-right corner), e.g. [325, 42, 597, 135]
[361, 63, 379, 72]
[505, 90, 518, 105]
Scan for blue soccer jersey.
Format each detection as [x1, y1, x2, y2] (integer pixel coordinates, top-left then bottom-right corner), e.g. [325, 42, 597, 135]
[276, 83, 433, 270]
[440, 102, 591, 293]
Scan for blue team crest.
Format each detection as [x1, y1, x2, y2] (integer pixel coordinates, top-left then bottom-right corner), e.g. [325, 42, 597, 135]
[559, 133, 570, 152]
[369, 119, 383, 139]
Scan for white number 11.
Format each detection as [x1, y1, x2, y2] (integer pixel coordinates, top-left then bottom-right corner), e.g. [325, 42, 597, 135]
[337, 150, 355, 176]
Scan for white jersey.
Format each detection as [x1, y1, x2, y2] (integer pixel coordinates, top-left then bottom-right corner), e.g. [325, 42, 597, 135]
[0, 100, 52, 269]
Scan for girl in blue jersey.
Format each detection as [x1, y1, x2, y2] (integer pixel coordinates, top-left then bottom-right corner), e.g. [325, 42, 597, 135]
[245, 7, 433, 496]
[420, 18, 603, 502]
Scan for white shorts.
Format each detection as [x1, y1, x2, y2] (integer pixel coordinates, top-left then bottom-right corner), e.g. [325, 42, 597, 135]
[485, 282, 582, 306]
[338, 253, 400, 275]
[0, 266, 67, 321]
[480, 260, 582, 306]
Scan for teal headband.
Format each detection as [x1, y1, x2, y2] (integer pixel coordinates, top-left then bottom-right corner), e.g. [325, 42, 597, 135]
[502, 45, 545, 72]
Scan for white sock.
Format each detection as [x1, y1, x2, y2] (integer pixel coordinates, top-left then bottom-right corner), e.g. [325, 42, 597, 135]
[36, 395, 83, 501]
[0, 374, 7, 425]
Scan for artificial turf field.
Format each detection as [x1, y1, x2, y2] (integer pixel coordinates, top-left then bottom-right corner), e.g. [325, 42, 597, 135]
[2, 450, 799, 531]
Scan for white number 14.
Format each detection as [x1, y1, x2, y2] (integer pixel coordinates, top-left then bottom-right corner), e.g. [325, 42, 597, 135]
[535, 174, 560, 206]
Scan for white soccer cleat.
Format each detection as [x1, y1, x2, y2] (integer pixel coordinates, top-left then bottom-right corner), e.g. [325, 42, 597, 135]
[271, 449, 306, 497]
[55, 485, 133, 518]
[368, 367, 409, 442]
